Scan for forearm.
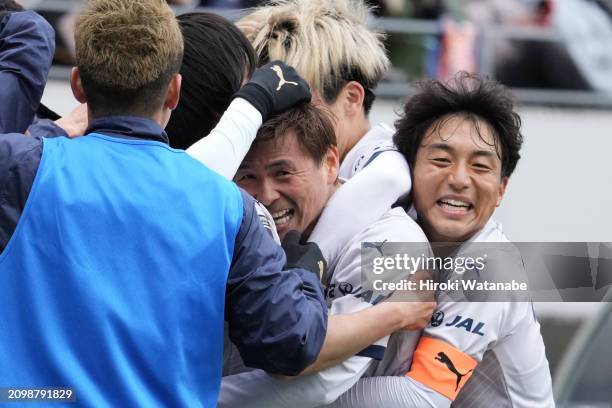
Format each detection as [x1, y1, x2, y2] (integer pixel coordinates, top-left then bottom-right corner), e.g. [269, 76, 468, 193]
[186, 98, 262, 180]
[227, 192, 327, 376]
[302, 302, 404, 375]
[220, 356, 372, 408]
[320, 376, 450, 408]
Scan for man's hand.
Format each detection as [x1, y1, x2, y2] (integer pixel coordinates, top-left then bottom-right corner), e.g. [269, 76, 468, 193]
[385, 300, 437, 331]
[384, 269, 436, 331]
[281, 230, 326, 281]
[55, 103, 89, 138]
[233, 60, 311, 121]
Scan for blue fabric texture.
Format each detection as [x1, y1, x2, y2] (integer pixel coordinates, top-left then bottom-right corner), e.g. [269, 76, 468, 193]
[0, 132, 244, 407]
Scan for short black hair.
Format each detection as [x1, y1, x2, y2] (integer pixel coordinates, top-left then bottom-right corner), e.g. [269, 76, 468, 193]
[165, 12, 257, 150]
[394, 73, 523, 178]
[0, 0, 23, 20]
[321, 66, 379, 116]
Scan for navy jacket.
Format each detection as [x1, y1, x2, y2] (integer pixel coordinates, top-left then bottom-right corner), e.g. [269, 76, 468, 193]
[0, 10, 54, 134]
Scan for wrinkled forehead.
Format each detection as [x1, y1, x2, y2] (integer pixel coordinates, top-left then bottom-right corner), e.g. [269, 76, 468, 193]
[422, 114, 501, 158]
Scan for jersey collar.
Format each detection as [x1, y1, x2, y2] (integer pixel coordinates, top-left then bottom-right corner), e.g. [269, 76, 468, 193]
[86, 116, 169, 145]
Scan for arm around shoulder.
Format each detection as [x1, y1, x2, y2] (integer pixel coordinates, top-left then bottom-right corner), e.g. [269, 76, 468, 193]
[225, 190, 328, 375]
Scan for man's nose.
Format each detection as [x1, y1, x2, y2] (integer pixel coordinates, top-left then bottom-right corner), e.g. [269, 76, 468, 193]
[255, 179, 281, 206]
[447, 163, 471, 190]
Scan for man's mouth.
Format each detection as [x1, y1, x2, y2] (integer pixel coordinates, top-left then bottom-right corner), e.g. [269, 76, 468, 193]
[271, 209, 295, 226]
[437, 198, 473, 214]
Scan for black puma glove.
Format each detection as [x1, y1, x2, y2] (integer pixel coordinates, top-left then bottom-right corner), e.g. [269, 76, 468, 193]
[233, 60, 311, 121]
[282, 230, 327, 282]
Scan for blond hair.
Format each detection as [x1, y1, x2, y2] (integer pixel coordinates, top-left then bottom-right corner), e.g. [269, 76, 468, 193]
[238, 0, 389, 110]
[75, 0, 183, 114]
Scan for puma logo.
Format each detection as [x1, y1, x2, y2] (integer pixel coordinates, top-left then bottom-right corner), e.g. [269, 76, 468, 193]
[271, 65, 298, 91]
[435, 352, 473, 391]
[317, 260, 325, 281]
[363, 240, 388, 256]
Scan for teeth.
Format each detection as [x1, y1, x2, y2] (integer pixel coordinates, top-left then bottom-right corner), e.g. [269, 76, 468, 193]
[272, 209, 293, 225]
[272, 209, 291, 218]
[439, 202, 470, 213]
[440, 199, 470, 208]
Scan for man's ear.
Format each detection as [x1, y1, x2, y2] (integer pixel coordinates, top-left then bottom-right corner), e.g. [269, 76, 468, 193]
[70, 67, 87, 104]
[324, 145, 340, 184]
[164, 74, 182, 111]
[496, 176, 509, 207]
[341, 81, 365, 118]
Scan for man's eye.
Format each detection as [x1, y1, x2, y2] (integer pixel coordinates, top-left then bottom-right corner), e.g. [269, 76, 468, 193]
[276, 170, 291, 177]
[432, 158, 451, 164]
[473, 163, 491, 171]
[236, 174, 255, 182]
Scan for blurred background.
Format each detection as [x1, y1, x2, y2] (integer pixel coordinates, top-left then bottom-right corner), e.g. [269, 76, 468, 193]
[16, 0, 612, 405]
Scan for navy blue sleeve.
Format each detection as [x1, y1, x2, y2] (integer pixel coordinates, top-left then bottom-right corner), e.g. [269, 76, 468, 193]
[0, 132, 43, 249]
[225, 190, 328, 376]
[0, 10, 55, 133]
[27, 119, 69, 138]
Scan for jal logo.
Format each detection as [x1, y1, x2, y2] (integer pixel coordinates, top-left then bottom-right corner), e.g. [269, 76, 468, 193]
[431, 310, 445, 327]
[445, 315, 485, 336]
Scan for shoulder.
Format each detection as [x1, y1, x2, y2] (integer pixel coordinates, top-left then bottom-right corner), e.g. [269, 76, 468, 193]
[1, 10, 54, 40]
[340, 123, 396, 177]
[362, 207, 429, 243]
[335, 207, 429, 267]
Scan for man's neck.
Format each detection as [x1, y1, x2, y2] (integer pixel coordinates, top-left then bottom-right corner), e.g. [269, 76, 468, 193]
[302, 180, 343, 241]
[339, 118, 371, 162]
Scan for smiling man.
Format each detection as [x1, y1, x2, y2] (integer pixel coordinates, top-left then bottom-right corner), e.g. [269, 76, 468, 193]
[325, 74, 554, 408]
[411, 114, 509, 244]
[218, 103, 435, 408]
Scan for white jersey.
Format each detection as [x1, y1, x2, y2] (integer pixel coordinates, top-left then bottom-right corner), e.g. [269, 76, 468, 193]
[328, 220, 554, 408]
[186, 98, 262, 181]
[218, 207, 430, 408]
[447, 220, 555, 408]
[338, 123, 398, 179]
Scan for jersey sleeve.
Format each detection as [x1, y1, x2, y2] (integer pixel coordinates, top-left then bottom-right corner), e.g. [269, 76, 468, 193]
[225, 190, 328, 376]
[406, 299, 553, 405]
[186, 98, 262, 180]
[457, 303, 554, 408]
[0, 11, 55, 133]
[0, 131, 43, 248]
[308, 149, 411, 270]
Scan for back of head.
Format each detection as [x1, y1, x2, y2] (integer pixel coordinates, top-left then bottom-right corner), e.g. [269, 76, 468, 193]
[165, 12, 257, 150]
[394, 72, 523, 179]
[238, 0, 389, 114]
[256, 103, 336, 165]
[75, 0, 183, 118]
